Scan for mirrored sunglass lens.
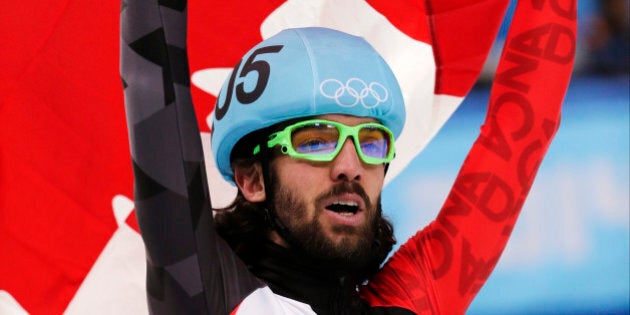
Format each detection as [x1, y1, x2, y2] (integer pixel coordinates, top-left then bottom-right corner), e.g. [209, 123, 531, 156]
[292, 123, 339, 154]
[358, 127, 390, 159]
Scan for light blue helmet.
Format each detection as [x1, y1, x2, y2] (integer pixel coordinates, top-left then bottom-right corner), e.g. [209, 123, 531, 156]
[212, 27, 406, 184]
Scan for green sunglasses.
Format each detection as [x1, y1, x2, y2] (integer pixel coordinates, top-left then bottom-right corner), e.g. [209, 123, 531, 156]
[254, 119, 395, 164]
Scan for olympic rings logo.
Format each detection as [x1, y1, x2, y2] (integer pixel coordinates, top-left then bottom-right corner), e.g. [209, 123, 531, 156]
[319, 78, 389, 108]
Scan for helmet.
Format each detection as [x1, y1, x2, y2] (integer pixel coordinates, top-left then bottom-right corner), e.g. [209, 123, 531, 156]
[211, 27, 406, 184]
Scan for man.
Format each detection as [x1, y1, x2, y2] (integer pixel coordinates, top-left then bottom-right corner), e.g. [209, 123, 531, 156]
[210, 29, 404, 301]
[122, 3, 575, 315]
[208, 25, 569, 314]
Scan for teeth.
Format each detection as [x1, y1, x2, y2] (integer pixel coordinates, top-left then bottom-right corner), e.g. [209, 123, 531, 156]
[327, 200, 359, 215]
[332, 200, 358, 207]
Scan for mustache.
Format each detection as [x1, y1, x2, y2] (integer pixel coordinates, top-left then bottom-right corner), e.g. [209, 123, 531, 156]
[316, 182, 372, 210]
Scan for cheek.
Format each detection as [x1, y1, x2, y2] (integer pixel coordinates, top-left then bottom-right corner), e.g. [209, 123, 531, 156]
[275, 160, 311, 186]
[364, 167, 385, 194]
[275, 156, 323, 182]
[273, 159, 324, 200]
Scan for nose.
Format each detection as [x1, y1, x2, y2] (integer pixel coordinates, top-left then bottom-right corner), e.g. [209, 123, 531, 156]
[330, 138, 363, 181]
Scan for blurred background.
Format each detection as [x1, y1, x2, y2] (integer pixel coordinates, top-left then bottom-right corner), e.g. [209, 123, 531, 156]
[384, 0, 629, 313]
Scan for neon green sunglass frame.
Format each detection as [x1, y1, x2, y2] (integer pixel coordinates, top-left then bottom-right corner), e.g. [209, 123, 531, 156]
[254, 119, 396, 164]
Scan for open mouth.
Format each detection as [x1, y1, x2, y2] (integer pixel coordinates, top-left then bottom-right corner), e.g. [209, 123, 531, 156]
[325, 200, 360, 216]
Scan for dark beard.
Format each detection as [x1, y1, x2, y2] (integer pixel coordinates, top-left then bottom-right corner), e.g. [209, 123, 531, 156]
[269, 179, 382, 272]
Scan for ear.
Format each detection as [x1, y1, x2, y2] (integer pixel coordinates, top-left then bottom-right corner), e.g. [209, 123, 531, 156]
[233, 162, 266, 203]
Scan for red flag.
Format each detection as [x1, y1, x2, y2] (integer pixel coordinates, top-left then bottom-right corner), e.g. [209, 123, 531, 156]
[0, 1, 133, 314]
[1, 0, 510, 313]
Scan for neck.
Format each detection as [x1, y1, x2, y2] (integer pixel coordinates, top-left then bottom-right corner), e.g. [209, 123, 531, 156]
[268, 230, 289, 247]
[250, 241, 365, 315]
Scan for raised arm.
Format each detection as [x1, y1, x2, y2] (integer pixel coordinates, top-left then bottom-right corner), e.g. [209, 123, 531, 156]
[361, 1, 576, 313]
[120, 1, 262, 313]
